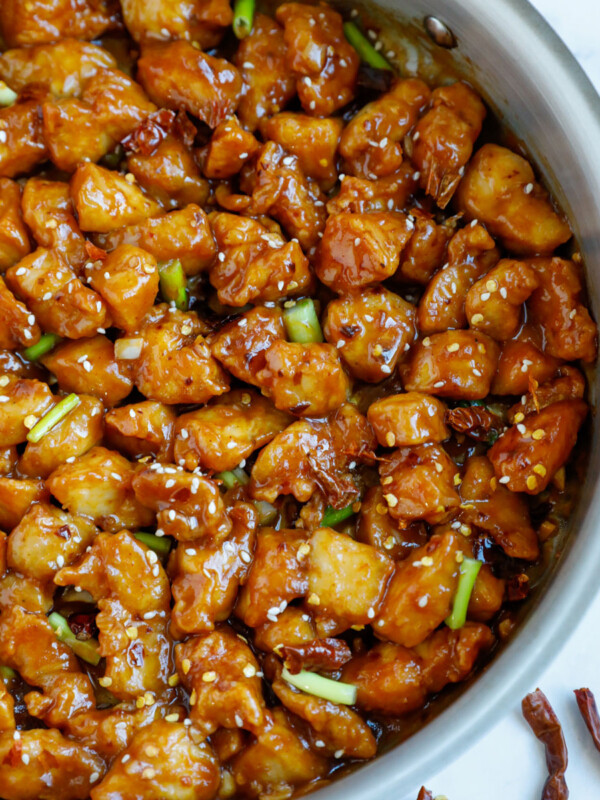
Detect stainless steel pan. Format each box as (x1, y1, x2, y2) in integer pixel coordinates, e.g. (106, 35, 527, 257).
(314, 0, 600, 796)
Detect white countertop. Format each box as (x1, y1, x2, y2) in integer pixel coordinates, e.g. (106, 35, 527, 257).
(404, 1, 600, 797)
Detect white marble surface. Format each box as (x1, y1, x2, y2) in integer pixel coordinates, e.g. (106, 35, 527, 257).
(402, 1, 600, 798)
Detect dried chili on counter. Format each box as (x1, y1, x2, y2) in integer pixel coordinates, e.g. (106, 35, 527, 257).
(522, 689, 569, 800)
(574, 687, 600, 753)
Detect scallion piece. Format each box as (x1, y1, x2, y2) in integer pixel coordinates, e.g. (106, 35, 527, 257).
(254, 499, 278, 526)
(445, 557, 482, 630)
(27, 393, 80, 443)
(0, 81, 17, 107)
(232, 0, 255, 38)
(23, 333, 60, 361)
(48, 612, 101, 666)
(321, 503, 356, 528)
(281, 666, 357, 706)
(283, 298, 323, 344)
(134, 532, 172, 558)
(216, 467, 250, 489)
(0, 666, 16, 681)
(343, 22, 393, 71)
(158, 259, 188, 311)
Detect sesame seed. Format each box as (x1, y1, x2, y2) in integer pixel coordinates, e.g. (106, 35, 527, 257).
(165, 712, 179, 722)
(202, 671, 217, 682)
(125, 626, 138, 639)
(434, 462, 443, 473)
(42, 291, 52, 301)
(499, 475, 510, 484)
(532, 428, 545, 440)
(243, 663, 256, 678)
(385, 431, 396, 447)
(526, 475, 538, 491)
(208, 501, 217, 514)
(433, 381, 445, 388)
(480, 292, 490, 302)
(99, 676, 113, 687)
(421, 556, 434, 566)
(142, 768, 156, 780)
(418, 596, 428, 607)
(384, 493, 398, 508)
(307, 593, 321, 606)
(168, 673, 180, 686)
(471, 313, 484, 324)
(381, 364, 392, 374)
(524, 182, 533, 194)
(533, 464, 547, 477)
(459, 524, 471, 536)
(367, 607, 375, 619)
(334, 749, 344, 758)
(447, 342, 460, 353)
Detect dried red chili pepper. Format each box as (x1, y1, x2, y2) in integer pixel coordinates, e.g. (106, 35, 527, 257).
(416, 788, 433, 800)
(522, 688, 569, 800)
(445, 405, 500, 442)
(84, 241, 108, 262)
(121, 108, 176, 155)
(574, 688, 600, 752)
(282, 638, 352, 675)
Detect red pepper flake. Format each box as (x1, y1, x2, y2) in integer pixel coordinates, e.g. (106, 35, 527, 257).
(522, 688, 568, 800)
(574, 687, 600, 752)
(84, 241, 108, 262)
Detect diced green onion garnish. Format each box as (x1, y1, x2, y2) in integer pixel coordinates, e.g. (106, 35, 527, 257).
(134, 532, 172, 558)
(48, 612, 101, 666)
(216, 467, 250, 489)
(254, 500, 278, 526)
(283, 298, 323, 344)
(60, 587, 95, 604)
(158, 259, 188, 311)
(0, 81, 17, 107)
(281, 666, 357, 705)
(343, 22, 393, 71)
(23, 333, 60, 361)
(445, 557, 482, 630)
(232, 0, 255, 38)
(27, 393, 80, 443)
(0, 666, 16, 681)
(101, 144, 124, 169)
(321, 503, 356, 528)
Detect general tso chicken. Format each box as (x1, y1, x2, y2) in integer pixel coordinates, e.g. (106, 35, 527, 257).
(0, 1, 596, 799)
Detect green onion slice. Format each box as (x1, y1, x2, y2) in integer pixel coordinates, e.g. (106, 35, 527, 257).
(0, 81, 17, 107)
(254, 500, 277, 526)
(23, 333, 61, 362)
(0, 666, 16, 682)
(158, 259, 188, 311)
(216, 467, 250, 489)
(232, 0, 255, 38)
(343, 22, 393, 71)
(283, 298, 323, 344)
(281, 666, 357, 705)
(27, 393, 80, 443)
(321, 503, 356, 528)
(445, 557, 482, 630)
(133, 532, 172, 558)
(48, 612, 101, 666)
